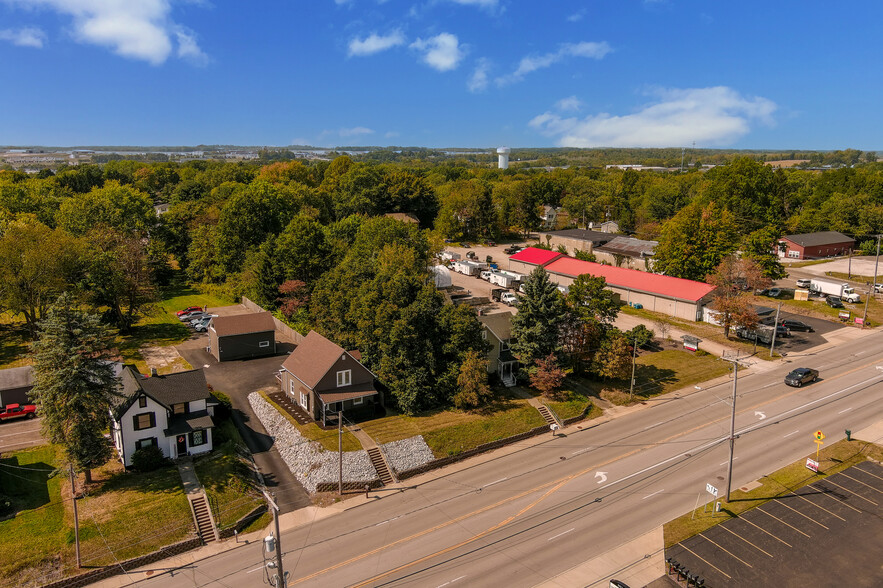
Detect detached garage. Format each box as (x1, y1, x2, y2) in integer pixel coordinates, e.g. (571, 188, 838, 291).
(208, 312, 277, 362)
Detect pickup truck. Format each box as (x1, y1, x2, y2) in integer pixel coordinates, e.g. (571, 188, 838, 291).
(0, 403, 37, 421)
(503, 245, 523, 255)
(500, 292, 519, 306)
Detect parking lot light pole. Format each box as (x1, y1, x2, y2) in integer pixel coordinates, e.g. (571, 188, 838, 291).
(861, 235, 881, 329)
(769, 302, 782, 358)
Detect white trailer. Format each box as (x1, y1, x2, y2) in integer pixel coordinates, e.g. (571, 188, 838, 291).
(440, 251, 461, 262)
(809, 278, 860, 302)
(452, 260, 486, 276)
(489, 271, 518, 288)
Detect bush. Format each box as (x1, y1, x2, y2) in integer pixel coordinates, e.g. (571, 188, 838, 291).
(626, 324, 655, 349)
(130, 446, 170, 472)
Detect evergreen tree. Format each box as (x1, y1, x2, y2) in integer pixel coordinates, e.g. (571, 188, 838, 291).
(453, 350, 492, 410)
(510, 267, 566, 370)
(29, 294, 119, 483)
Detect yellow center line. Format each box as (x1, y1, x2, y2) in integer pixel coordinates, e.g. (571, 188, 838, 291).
(698, 532, 754, 568)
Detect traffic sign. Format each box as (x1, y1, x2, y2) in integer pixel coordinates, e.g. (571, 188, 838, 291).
(814, 430, 825, 441)
(706, 483, 719, 498)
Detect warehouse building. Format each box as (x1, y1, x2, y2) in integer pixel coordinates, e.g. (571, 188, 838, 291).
(593, 236, 657, 271)
(777, 231, 854, 260)
(535, 229, 616, 255)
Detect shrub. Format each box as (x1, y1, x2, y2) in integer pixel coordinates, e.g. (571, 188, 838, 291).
(130, 446, 170, 472)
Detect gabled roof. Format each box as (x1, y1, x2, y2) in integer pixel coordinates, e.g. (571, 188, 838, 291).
(211, 312, 276, 337)
(281, 330, 361, 390)
(544, 257, 716, 303)
(478, 313, 512, 342)
(595, 236, 657, 258)
(0, 366, 33, 391)
(112, 365, 210, 420)
(537, 229, 616, 246)
(781, 231, 854, 247)
(509, 247, 563, 267)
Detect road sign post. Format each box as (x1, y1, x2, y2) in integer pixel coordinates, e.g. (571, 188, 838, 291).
(814, 430, 825, 461)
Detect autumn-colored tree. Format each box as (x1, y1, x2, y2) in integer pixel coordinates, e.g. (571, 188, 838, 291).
(278, 280, 309, 319)
(591, 330, 632, 380)
(706, 255, 770, 338)
(453, 350, 493, 410)
(530, 354, 566, 399)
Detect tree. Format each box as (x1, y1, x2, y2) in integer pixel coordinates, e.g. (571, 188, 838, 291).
(29, 294, 119, 483)
(453, 350, 493, 410)
(566, 274, 619, 325)
(591, 330, 632, 380)
(530, 354, 566, 399)
(56, 181, 156, 236)
(275, 214, 332, 285)
(742, 226, 787, 280)
(626, 324, 655, 349)
(653, 201, 739, 281)
(510, 267, 566, 369)
(706, 255, 770, 338)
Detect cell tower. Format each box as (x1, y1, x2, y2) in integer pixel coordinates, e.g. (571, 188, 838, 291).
(497, 146, 510, 169)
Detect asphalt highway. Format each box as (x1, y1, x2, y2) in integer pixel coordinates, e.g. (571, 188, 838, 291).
(137, 332, 883, 588)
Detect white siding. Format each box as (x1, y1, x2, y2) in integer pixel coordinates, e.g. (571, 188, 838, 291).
(112, 395, 170, 467)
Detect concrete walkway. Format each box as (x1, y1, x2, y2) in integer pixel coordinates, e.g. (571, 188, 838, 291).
(346, 424, 379, 450)
(176, 457, 202, 495)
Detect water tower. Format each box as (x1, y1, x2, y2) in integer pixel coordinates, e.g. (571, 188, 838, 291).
(497, 146, 510, 170)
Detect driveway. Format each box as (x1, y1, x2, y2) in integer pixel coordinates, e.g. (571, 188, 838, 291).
(0, 416, 44, 453)
(176, 337, 311, 513)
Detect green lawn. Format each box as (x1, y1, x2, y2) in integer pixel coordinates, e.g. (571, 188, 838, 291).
(0, 317, 30, 369)
(823, 270, 882, 284)
(260, 392, 362, 452)
(360, 395, 547, 457)
(194, 441, 267, 532)
(543, 388, 602, 421)
(664, 438, 883, 548)
(635, 349, 731, 395)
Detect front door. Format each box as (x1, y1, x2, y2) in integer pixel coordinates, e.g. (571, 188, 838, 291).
(176, 435, 187, 457)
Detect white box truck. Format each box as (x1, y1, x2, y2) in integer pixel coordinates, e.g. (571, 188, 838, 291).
(809, 277, 860, 302)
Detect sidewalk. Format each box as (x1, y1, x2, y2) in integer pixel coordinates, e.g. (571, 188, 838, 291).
(176, 457, 201, 495)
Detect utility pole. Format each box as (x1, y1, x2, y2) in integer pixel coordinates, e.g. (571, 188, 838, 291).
(628, 335, 638, 402)
(70, 464, 81, 568)
(338, 410, 343, 496)
(848, 248, 853, 279)
(720, 354, 750, 502)
(861, 235, 881, 329)
(262, 491, 285, 587)
(769, 302, 782, 358)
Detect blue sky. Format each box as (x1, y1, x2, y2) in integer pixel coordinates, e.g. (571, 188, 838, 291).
(1, 1, 880, 150)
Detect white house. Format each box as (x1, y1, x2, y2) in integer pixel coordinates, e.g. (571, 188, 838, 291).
(110, 366, 216, 467)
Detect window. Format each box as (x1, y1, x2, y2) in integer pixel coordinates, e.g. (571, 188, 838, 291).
(289, 380, 295, 396)
(135, 437, 156, 451)
(501, 340, 509, 351)
(259, 340, 270, 348)
(300, 390, 309, 410)
(788, 250, 800, 259)
(482, 330, 487, 340)
(353, 396, 364, 406)
(336, 370, 352, 387)
(190, 429, 207, 447)
(173, 403, 187, 415)
(138, 396, 147, 408)
(133, 412, 155, 431)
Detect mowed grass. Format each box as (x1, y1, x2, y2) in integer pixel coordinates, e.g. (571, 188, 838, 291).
(0, 316, 30, 369)
(543, 387, 603, 421)
(664, 438, 883, 548)
(259, 392, 361, 452)
(360, 395, 546, 457)
(0, 445, 69, 585)
(194, 440, 267, 531)
(635, 349, 731, 395)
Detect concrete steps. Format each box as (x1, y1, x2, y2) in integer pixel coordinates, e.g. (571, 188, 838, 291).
(537, 404, 560, 428)
(367, 447, 395, 486)
(189, 493, 218, 544)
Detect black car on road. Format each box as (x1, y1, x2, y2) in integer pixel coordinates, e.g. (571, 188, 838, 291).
(785, 367, 819, 387)
(826, 295, 844, 308)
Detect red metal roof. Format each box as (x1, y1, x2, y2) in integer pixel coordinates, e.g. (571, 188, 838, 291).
(508, 247, 563, 266)
(545, 257, 716, 302)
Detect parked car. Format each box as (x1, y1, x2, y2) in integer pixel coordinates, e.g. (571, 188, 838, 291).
(480, 270, 492, 281)
(178, 310, 204, 321)
(795, 278, 811, 289)
(826, 295, 844, 308)
(191, 315, 212, 327)
(503, 245, 522, 255)
(0, 403, 37, 421)
(466, 250, 477, 260)
(184, 312, 209, 324)
(194, 319, 212, 332)
(784, 367, 819, 387)
(176, 306, 202, 316)
(461, 242, 472, 248)
(875, 283, 883, 293)
(500, 292, 519, 306)
(767, 288, 782, 298)
(774, 325, 791, 338)
(780, 319, 814, 332)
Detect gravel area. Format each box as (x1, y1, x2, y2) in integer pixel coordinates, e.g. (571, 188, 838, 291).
(248, 392, 377, 493)
(381, 436, 435, 474)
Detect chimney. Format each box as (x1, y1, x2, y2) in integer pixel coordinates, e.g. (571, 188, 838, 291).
(150, 368, 158, 377)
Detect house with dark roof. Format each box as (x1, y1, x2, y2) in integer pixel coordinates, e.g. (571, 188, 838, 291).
(594, 236, 657, 271)
(536, 229, 616, 256)
(778, 231, 855, 260)
(109, 366, 216, 467)
(0, 366, 34, 406)
(207, 311, 276, 362)
(478, 313, 517, 387)
(278, 331, 381, 427)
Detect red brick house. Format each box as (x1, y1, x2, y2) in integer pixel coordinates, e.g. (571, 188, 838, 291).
(778, 231, 855, 260)
(278, 331, 381, 426)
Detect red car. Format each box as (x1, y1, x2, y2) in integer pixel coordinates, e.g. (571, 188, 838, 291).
(0, 404, 37, 421)
(176, 306, 203, 316)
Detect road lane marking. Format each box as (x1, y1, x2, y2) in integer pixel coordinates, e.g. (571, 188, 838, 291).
(756, 507, 811, 538)
(436, 576, 466, 587)
(720, 457, 738, 466)
(719, 525, 773, 557)
(642, 489, 664, 500)
(698, 532, 753, 568)
(547, 528, 575, 541)
(837, 407, 852, 414)
(483, 478, 507, 487)
(783, 430, 800, 438)
(246, 565, 264, 574)
(679, 544, 732, 580)
(571, 448, 591, 456)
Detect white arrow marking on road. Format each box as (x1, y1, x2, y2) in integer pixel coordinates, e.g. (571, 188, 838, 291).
(755, 411, 766, 420)
(595, 471, 608, 484)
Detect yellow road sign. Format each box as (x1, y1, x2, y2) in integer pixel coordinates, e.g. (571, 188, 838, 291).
(814, 430, 825, 441)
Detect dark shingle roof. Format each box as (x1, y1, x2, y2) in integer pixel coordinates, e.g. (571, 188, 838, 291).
(211, 312, 276, 337)
(112, 365, 209, 419)
(163, 410, 215, 437)
(538, 229, 616, 246)
(479, 313, 512, 342)
(281, 330, 349, 389)
(781, 231, 854, 247)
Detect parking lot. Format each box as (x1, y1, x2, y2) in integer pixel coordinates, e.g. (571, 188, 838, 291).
(761, 310, 842, 354)
(666, 461, 883, 587)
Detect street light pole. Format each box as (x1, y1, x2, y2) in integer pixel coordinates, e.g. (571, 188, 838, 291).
(70, 464, 81, 568)
(861, 235, 881, 329)
(721, 353, 749, 502)
(628, 335, 638, 402)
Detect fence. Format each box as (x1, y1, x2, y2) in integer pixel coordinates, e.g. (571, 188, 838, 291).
(241, 296, 304, 344)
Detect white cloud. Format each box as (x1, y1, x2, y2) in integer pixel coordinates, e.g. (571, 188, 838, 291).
(447, 0, 498, 8)
(338, 126, 375, 137)
(0, 26, 46, 48)
(2, 0, 206, 65)
(529, 86, 777, 148)
(410, 32, 464, 71)
(347, 30, 405, 57)
(467, 58, 491, 93)
(384, 131, 399, 139)
(567, 10, 586, 22)
(555, 96, 582, 112)
(497, 41, 611, 85)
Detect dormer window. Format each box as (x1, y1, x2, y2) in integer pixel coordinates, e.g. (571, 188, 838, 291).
(138, 396, 147, 408)
(336, 370, 352, 387)
(173, 403, 187, 415)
